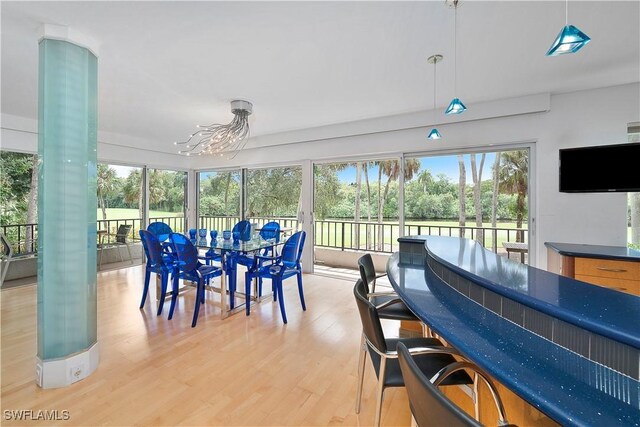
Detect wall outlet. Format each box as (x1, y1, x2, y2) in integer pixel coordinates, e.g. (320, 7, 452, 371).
(69, 363, 86, 384)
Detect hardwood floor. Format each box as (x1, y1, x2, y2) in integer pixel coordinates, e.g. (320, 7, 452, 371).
(1, 265, 411, 426)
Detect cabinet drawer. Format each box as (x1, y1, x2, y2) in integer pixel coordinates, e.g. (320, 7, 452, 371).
(574, 274, 640, 296)
(574, 258, 640, 281)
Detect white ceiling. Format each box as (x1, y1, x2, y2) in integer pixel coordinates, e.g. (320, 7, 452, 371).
(2, 1, 639, 155)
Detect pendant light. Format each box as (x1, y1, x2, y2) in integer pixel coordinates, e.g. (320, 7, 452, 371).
(427, 54, 443, 140)
(445, 0, 466, 115)
(546, 0, 591, 56)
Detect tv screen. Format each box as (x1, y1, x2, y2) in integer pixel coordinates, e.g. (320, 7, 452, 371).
(559, 143, 640, 193)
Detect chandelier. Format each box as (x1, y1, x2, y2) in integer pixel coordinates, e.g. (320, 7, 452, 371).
(175, 99, 252, 157)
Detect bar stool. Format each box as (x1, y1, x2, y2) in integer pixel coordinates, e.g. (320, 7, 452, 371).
(353, 280, 472, 427)
(398, 342, 515, 427)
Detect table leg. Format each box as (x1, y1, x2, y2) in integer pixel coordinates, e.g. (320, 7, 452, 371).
(220, 252, 228, 319)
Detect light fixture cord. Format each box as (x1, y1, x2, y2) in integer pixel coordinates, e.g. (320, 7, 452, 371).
(454, 4, 458, 96)
(433, 60, 437, 110)
(565, 0, 569, 26)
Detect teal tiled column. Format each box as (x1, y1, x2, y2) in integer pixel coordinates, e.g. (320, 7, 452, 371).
(36, 35, 98, 388)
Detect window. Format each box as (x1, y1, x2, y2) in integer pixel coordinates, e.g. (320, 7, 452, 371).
(404, 149, 529, 261)
(198, 170, 241, 231)
(245, 166, 301, 230)
(148, 168, 187, 233)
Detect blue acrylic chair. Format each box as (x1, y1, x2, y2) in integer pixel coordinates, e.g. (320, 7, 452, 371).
(147, 221, 173, 242)
(236, 221, 281, 284)
(168, 232, 223, 327)
(139, 230, 176, 316)
(244, 231, 306, 323)
(232, 220, 251, 241)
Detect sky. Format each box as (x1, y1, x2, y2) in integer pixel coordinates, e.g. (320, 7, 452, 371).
(113, 152, 500, 184)
(335, 152, 498, 184)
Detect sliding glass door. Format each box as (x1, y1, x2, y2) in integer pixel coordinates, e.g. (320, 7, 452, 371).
(198, 170, 241, 231)
(404, 148, 530, 263)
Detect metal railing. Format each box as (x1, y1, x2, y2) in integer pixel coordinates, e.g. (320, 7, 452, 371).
(0, 223, 38, 255)
(315, 220, 528, 254)
(198, 216, 299, 232)
(148, 216, 186, 234)
(2, 216, 526, 258)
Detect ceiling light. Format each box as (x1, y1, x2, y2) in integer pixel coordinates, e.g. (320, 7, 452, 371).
(427, 54, 443, 140)
(175, 100, 252, 158)
(546, 0, 590, 56)
(445, 0, 466, 115)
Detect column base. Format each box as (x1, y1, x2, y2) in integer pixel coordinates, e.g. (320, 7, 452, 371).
(36, 342, 99, 388)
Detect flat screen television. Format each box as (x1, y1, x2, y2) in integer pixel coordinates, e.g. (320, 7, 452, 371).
(559, 142, 640, 193)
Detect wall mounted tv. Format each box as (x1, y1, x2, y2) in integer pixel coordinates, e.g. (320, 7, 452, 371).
(559, 142, 640, 193)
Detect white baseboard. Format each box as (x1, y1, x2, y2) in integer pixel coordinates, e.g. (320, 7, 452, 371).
(36, 342, 99, 388)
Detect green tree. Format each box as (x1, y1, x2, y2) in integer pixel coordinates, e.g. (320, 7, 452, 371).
(97, 164, 117, 220)
(499, 150, 528, 242)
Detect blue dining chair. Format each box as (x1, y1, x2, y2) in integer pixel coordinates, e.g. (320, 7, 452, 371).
(232, 220, 251, 241)
(168, 232, 223, 327)
(235, 221, 281, 282)
(147, 221, 172, 242)
(244, 231, 306, 323)
(139, 230, 176, 316)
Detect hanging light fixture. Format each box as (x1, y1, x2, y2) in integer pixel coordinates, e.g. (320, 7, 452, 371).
(427, 54, 443, 140)
(546, 0, 590, 56)
(175, 99, 252, 157)
(445, 0, 466, 115)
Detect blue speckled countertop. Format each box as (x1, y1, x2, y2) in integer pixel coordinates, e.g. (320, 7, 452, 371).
(388, 236, 640, 426)
(545, 241, 640, 262)
(410, 236, 640, 349)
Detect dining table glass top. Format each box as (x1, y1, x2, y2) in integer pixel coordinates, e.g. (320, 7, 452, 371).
(192, 236, 282, 253)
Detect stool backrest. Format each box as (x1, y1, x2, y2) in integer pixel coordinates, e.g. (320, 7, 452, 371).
(353, 279, 387, 354)
(398, 342, 481, 427)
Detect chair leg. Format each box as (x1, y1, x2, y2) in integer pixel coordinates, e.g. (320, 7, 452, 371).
(140, 268, 151, 308)
(157, 272, 168, 315)
(245, 271, 252, 316)
(192, 279, 203, 327)
(373, 358, 387, 427)
(297, 272, 306, 311)
(168, 273, 180, 320)
(276, 278, 287, 324)
(126, 243, 133, 264)
(118, 245, 124, 263)
(355, 334, 367, 414)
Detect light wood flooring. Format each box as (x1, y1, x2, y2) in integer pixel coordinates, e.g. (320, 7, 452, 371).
(1, 265, 411, 426)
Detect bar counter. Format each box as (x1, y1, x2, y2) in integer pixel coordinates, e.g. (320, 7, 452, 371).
(388, 236, 640, 426)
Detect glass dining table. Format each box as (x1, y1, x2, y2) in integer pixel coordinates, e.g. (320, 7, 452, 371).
(192, 235, 283, 319)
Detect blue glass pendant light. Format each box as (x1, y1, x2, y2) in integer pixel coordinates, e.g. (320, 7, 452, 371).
(427, 128, 442, 140)
(427, 54, 443, 140)
(546, 0, 591, 56)
(445, 0, 466, 115)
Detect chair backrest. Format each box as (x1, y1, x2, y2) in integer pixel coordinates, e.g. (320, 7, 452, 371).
(353, 279, 387, 354)
(358, 253, 377, 293)
(139, 230, 166, 267)
(280, 231, 304, 268)
(259, 221, 281, 242)
(147, 221, 173, 242)
(295, 230, 306, 265)
(169, 233, 199, 272)
(116, 224, 133, 243)
(232, 220, 251, 241)
(0, 233, 12, 258)
(398, 342, 481, 427)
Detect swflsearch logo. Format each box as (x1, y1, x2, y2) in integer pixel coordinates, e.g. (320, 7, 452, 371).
(3, 410, 70, 421)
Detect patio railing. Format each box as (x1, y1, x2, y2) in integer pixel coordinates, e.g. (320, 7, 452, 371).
(2, 216, 526, 257)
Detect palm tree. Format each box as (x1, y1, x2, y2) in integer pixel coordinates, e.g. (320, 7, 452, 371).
(97, 164, 117, 220)
(376, 159, 420, 250)
(25, 155, 38, 248)
(491, 152, 501, 251)
(499, 151, 528, 243)
(457, 155, 466, 238)
(470, 153, 486, 243)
